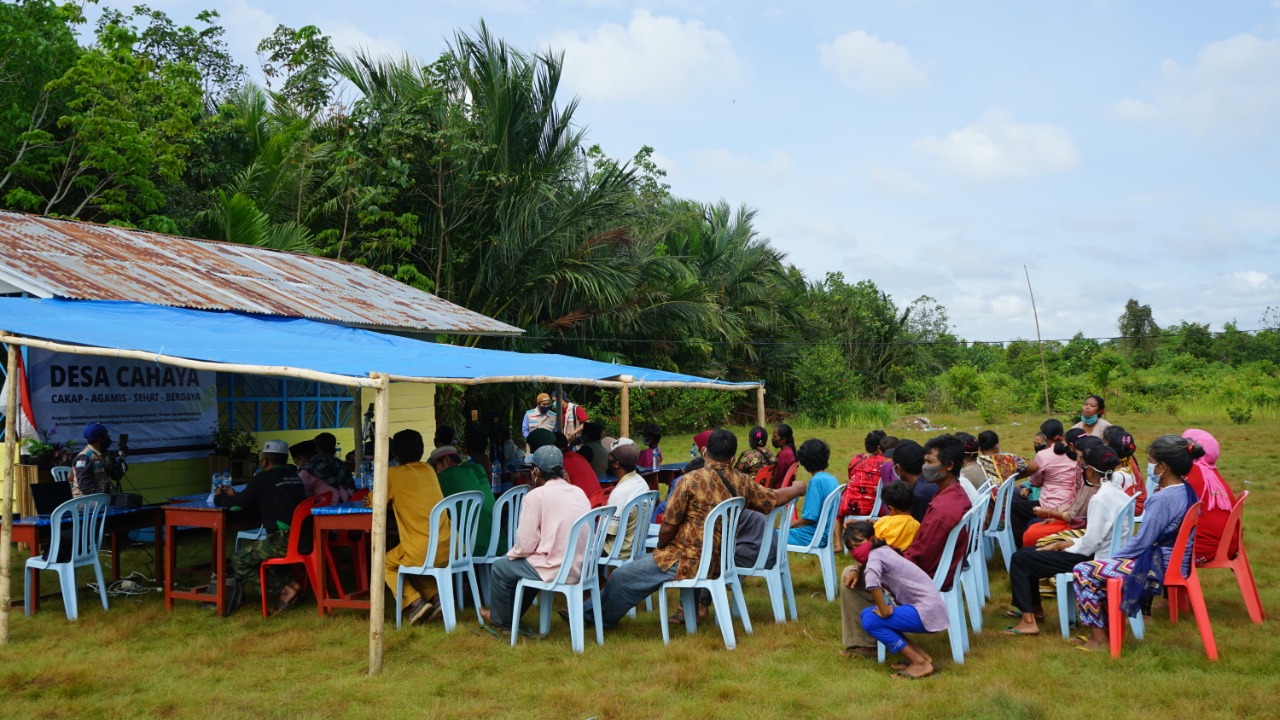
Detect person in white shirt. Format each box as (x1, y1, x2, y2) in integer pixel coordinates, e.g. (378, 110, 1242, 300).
(1001, 444, 1131, 636)
(601, 438, 647, 556)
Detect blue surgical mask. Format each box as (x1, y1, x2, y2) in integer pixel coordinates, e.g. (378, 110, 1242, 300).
(1146, 462, 1158, 488)
(1081, 413, 1098, 426)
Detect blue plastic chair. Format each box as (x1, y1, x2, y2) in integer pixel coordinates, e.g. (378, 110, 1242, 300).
(786, 483, 846, 601)
(598, 490, 659, 617)
(961, 489, 992, 632)
(983, 476, 1018, 573)
(1055, 492, 1140, 639)
(877, 502, 973, 665)
(50, 466, 72, 483)
(25, 494, 111, 620)
(511, 506, 614, 653)
(476, 484, 530, 605)
(395, 491, 484, 633)
(735, 499, 798, 622)
(659, 496, 751, 649)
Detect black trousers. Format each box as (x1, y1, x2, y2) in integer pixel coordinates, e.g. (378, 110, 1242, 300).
(1009, 494, 1040, 548)
(1008, 547, 1089, 614)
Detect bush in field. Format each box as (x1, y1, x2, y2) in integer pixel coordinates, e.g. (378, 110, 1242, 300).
(791, 345, 858, 423)
(583, 387, 737, 434)
(1227, 406, 1253, 425)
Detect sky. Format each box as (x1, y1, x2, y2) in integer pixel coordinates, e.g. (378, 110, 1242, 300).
(86, 1, 1280, 343)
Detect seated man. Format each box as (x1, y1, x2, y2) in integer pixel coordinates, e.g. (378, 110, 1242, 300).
(595, 429, 799, 628)
(481, 446, 590, 632)
(374, 429, 451, 625)
(602, 439, 647, 556)
(304, 432, 355, 498)
(536, 430, 603, 508)
(872, 480, 920, 551)
(579, 422, 609, 475)
(838, 434, 970, 657)
(291, 439, 351, 501)
(214, 439, 307, 615)
(787, 438, 840, 546)
(428, 445, 497, 555)
(72, 422, 125, 498)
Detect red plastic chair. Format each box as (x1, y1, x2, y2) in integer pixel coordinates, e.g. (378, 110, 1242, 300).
(1107, 501, 1218, 660)
(1198, 491, 1264, 623)
(258, 493, 331, 618)
(777, 464, 800, 523)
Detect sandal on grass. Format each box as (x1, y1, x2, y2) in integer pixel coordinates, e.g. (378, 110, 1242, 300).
(839, 646, 878, 659)
(1001, 627, 1040, 636)
(892, 668, 938, 680)
(1000, 606, 1044, 621)
(270, 584, 303, 616)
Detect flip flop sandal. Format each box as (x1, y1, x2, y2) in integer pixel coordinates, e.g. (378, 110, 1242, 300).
(892, 668, 938, 680)
(1066, 635, 1090, 646)
(1001, 627, 1040, 636)
(270, 586, 304, 616)
(1000, 607, 1044, 621)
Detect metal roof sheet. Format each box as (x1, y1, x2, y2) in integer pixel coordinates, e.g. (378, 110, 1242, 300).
(0, 211, 523, 336)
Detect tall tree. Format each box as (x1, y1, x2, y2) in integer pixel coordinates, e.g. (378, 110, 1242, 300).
(1117, 298, 1160, 368)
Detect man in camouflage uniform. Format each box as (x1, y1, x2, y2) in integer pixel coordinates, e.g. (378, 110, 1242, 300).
(72, 423, 125, 498)
(214, 439, 306, 615)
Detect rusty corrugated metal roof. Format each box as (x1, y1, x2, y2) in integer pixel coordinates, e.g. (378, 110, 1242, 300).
(0, 211, 523, 335)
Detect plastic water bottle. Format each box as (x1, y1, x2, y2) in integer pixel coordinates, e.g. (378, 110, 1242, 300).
(690, 442, 698, 461)
(221, 471, 233, 490)
(654, 446, 663, 468)
(490, 459, 502, 494)
(336, 442, 343, 459)
(211, 472, 220, 494)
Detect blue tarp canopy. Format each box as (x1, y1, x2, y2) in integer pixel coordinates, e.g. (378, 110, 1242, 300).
(0, 298, 757, 389)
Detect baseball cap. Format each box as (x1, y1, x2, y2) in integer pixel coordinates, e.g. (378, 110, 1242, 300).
(892, 440, 925, 475)
(530, 445, 564, 473)
(527, 428, 556, 451)
(262, 439, 289, 454)
(610, 440, 640, 468)
(83, 422, 109, 441)
(428, 445, 461, 464)
(536, 392, 551, 404)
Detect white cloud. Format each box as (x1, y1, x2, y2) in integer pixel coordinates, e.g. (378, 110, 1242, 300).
(912, 110, 1080, 182)
(819, 30, 927, 94)
(1060, 212, 1134, 233)
(325, 19, 404, 60)
(869, 166, 931, 195)
(692, 148, 794, 182)
(1113, 32, 1280, 143)
(1224, 270, 1274, 290)
(547, 10, 741, 104)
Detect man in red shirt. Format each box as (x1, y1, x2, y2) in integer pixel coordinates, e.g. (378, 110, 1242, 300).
(527, 429, 604, 508)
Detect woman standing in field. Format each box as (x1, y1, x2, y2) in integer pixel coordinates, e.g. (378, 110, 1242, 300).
(1072, 394, 1112, 438)
(1069, 434, 1199, 651)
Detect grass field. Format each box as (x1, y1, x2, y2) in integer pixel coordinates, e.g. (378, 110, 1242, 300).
(3, 413, 1276, 719)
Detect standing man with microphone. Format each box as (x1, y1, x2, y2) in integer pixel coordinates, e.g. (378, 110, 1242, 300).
(72, 422, 126, 497)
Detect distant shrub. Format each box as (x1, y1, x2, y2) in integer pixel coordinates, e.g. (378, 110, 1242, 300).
(1227, 406, 1253, 425)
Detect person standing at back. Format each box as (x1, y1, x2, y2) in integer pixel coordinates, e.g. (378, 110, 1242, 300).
(1071, 394, 1112, 438)
(554, 389, 588, 446)
(72, 423, 125, 498)
(770, 423, 797, 489)
(521, 393, 557, 442)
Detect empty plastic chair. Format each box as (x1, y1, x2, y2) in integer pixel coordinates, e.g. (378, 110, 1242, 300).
(511, 506, 614, 653)
(395, 491, 485, 632)
(659, 496, 751, 649)
(258, 493, 331, 617)
(50, 466, 72, 483)
(1198, 491, 1264, 623)
(735, 499, 798, 622)
(24, 494, 111, 620)
(786, 483, 846, 601)
(476, 485, 530, 605)
(983, 476, 1018, 573)
(1054, 493, 1138, 638)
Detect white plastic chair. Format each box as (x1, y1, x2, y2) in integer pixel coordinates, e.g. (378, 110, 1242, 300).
(659, 496, 751, 649)
(476, 485, 530, 605)
(511, 506, 614, 653)
(598, 490, 659, 617)
(786, 483, 846, 601)
(235, 527, 268, 552)
(24, 494, 110, 620)
(844, 482, 883, 524)
(1055, 493, 1140, 639)
(961, 489, 992, 632)
(983, 476, 1018, 572)
(396, 491, 485, 632)
(878, 503, 974, 665)
(735, 499, 798, 622)
(1132, 475, 1158, 529)
(50, 466, 72, 483)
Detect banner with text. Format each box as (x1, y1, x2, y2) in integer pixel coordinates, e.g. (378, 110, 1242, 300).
(27, 349, 217, 463)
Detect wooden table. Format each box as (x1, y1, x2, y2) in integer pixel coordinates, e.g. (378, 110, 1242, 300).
(12, 505, 164, 612)
(312, 503, 373, 616)
(163, 501, 230, 615)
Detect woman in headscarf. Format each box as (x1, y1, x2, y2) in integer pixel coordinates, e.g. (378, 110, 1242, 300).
(1181, 428, 1238, 565)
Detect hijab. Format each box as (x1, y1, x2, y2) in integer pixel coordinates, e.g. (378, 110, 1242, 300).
(1182, 428, 1232, 513)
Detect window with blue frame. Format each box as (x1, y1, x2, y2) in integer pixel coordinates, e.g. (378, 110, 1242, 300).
(217, 373, 354, 432)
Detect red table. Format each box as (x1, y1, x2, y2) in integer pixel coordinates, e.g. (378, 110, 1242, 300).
(163, 501, 230, 615)
(312, 505, 373, 616)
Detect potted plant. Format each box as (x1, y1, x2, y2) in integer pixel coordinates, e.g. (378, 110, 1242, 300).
(23, 428, 78, 481)
(211, 425, 258, 457)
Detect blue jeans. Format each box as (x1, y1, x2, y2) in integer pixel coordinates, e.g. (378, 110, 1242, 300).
(860, 605, 928, 654)
(599, 555, 676, 627)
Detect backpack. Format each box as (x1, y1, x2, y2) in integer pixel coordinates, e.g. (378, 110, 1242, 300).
(839, 454, 882, 519)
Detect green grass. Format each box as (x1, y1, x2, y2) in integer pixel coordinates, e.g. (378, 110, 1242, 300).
(3, 413, 1277, 719)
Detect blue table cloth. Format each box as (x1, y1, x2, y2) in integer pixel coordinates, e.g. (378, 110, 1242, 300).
(313, 502, 371, 516)
(16, 504, 155, 527)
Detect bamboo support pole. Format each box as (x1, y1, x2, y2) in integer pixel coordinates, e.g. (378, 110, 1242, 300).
(0, 334, 381, 389)
(1, 343, 18, 644)
(367, 373, 391, 675)
(351, 386, 364, 467)
(756, 385, 766, 428)
(384, 374, 761, 392)
(619, 381, 630, 438)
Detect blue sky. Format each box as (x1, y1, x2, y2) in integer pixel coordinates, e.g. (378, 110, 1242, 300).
(90, 1, 1280, 342)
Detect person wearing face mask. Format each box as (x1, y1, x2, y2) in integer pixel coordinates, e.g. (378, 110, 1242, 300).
(1010, 419, 1080, 547)
(1069, 434, 1200, 651)
(480, 445, 591, 635)
(1071, 394, 1112, 438)
(1022, 435, 1104, 546)
(72, 422, 126, 497)
(601, 439, 647, 556)
(520, 392, 557, 441)
(769, 423, 796, 489)
(843, 520, 948, 679)
(1002, 444, 1130, 636)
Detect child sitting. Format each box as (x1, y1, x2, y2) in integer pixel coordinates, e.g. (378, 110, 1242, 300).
(844, 520, 949, 680)
(872, 480, 919, 551)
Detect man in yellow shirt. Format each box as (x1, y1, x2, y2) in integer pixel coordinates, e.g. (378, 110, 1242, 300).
(873, 480, 920, 551)
(377, 429, 452, 625)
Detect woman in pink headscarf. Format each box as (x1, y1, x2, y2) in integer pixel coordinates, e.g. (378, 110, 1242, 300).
(1181, 428, 1238, 564)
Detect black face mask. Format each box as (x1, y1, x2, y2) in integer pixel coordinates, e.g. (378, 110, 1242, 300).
(771, 438, 781, 449)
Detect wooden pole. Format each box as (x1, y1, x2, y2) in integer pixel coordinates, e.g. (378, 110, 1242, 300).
(384, 374, 761, 392)
(756, 385, 766, 428)
(351, 387, 364, 467)
(1, 343, 18, 644)
(619, 381, 630, 438)
(367, 373, 391, 675)
(1024, 266, 1052, 415)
